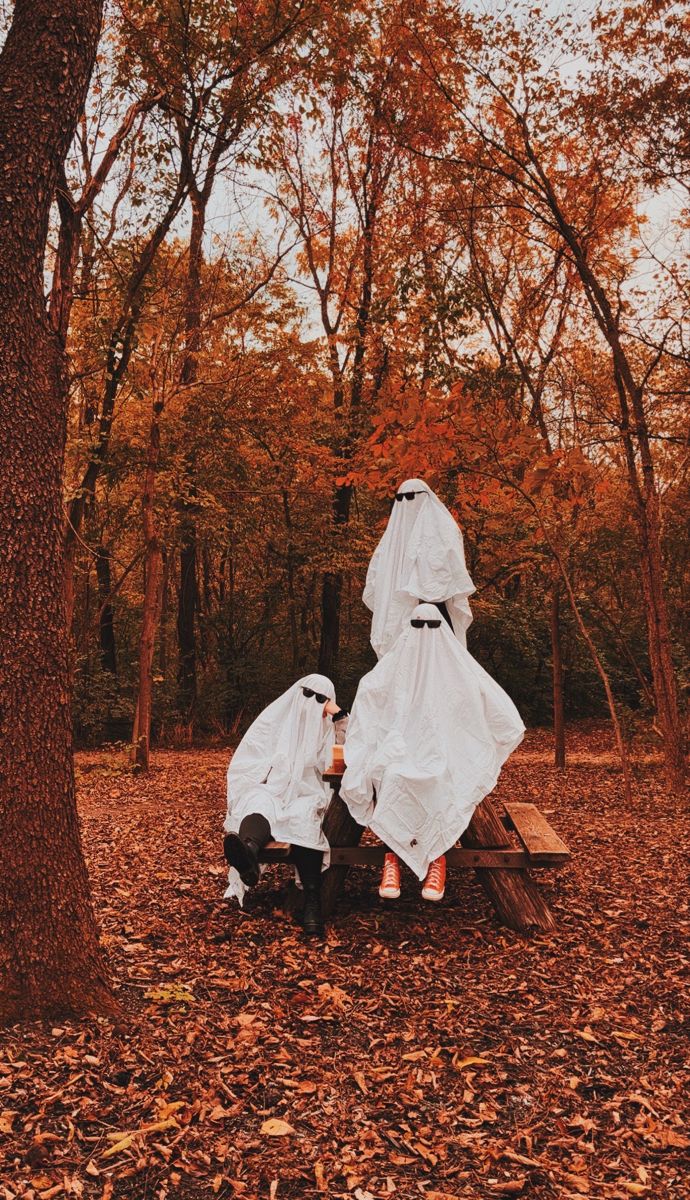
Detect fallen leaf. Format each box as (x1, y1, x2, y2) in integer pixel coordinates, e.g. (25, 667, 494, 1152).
(314, 1161, 327, 1192)
(562, 1175, 590, 1194)
(575, 1028, 599, 1045)
(261, 1119, 295, 1137)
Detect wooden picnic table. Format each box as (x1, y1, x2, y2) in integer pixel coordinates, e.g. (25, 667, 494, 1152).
(260, 771, 570, 931)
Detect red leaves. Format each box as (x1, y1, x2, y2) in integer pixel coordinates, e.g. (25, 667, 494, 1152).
(0, 735, 686, 1197)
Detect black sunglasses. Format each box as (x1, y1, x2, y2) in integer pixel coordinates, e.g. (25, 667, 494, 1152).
(394, 490, 426, 502)
(411, 618, 442, 628)
(302, 686, 328, 704)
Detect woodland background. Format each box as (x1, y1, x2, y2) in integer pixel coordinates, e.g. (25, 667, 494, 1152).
(29, 0, 686, 770)
(0, 2, 689, 1191)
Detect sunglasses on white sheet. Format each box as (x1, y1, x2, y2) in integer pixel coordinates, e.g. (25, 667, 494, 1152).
(394, 490, 426, 502)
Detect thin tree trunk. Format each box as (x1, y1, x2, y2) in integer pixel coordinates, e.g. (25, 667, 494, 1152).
(550, 580, 566, 768)
(95, 543, 117, 674)
(282, 490, 300, 673)
(0, 0, 119, 1023)
(177, 525, 198, 716)
(159, 546, 169, 679)
(131, 400, 164, 770)
(538, 514, 633, 800)
(176, 193, 205, 718)
(319, 569, 343, 681)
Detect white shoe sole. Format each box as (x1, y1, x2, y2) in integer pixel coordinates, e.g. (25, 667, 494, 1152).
(421, 888, 445, 902)
(379, 886, 401, 900)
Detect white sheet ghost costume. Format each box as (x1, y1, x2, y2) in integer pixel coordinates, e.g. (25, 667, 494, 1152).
(364, 478, 476, 659)
(223, 673, 336, 906)
(340, 604, 525, 879)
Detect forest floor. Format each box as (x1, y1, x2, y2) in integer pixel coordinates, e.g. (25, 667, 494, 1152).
(0, 725, 688, 1200)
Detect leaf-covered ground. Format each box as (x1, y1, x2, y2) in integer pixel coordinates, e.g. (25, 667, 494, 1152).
(1, 727, 688, 1200)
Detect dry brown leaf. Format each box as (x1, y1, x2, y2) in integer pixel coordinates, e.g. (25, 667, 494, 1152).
(314, 1161, 327, 1192)
(562, 1174, 590, 1194)
(260, 1119, 295, 1137)
(575, 1028, 599, 1045)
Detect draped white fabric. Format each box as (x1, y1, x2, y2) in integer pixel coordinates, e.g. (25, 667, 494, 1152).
(223, 673, 336, 904)
(363, 479, 476, 659)
(340, 605, 525, 879)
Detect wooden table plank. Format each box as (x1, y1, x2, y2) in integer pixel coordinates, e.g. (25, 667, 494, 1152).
(268, 772, 563, 930)
(460, 796, 557, 931)
(260, 842, 532, 869)
(504, 802, 570, 863)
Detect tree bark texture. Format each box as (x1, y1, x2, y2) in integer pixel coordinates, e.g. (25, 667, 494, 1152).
(0, 0, 118, 1022)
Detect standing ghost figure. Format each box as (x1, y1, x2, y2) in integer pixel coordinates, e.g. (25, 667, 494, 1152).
(341, 604, 525, 901)
(364, 478, 475, 659)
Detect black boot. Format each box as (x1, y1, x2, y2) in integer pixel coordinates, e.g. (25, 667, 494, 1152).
(223, 833, 261, 887)
(302, 884, 324, 937)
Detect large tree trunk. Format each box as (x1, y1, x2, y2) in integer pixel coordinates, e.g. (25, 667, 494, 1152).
(0, 0, 118, 1023)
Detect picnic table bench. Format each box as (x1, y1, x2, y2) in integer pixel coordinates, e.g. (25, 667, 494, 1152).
(260, 772, 570, 932)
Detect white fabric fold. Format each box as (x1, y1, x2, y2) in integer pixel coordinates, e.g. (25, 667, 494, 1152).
(223, 673, 336, 906)
(364, 478, 475, 659)
(340, 605, 525, 879)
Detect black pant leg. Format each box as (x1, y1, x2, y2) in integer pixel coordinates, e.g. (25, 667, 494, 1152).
(419, 598, 454, 631)
(434, 599, 454, 631)
(292, 845, 324, 889)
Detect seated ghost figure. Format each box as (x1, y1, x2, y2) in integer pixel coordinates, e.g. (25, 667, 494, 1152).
(340, 605, 525, 902)
(364, 478, 476, 659)
(223, 673, 347, 936)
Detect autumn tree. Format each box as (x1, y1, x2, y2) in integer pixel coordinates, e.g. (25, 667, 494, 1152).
(405, 4, 687, 781)
(0, 0, 120, 1022)
(267, 14, 424, 679)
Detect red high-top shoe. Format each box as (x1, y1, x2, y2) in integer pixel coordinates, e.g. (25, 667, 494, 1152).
(379, 852, 401, 899)
(421, 855, 446, 902)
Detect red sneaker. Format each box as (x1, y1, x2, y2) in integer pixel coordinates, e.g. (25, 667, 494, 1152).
(422, 855, 446, 902)
(379, 852, 401, 899)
